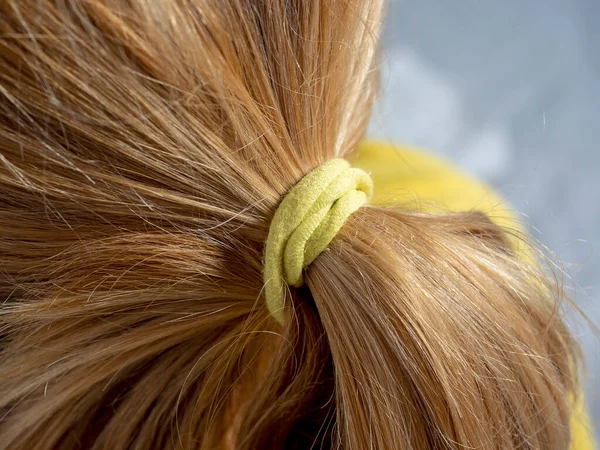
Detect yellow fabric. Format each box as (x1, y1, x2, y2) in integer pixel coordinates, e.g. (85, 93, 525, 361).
(263, 158, 373, 323)
(349, 139, 596, 450)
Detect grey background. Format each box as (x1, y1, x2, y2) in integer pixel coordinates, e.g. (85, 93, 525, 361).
(370, 0, 599, 435)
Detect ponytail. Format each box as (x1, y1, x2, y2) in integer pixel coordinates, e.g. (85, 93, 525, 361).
(0, 0, 580, 448)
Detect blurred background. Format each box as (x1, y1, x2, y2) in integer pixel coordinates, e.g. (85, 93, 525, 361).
(369, 0, 599, 434)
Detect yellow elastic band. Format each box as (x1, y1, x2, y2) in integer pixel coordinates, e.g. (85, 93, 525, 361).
(263, 158, 373, 323)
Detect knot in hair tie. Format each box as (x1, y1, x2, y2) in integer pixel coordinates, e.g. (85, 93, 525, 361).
(263, 158, 373, 323)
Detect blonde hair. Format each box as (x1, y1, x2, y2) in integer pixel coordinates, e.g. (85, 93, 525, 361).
(0, 0, 581, 449)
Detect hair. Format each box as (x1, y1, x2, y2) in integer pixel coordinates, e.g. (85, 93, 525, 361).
(0, 0, 582, 449)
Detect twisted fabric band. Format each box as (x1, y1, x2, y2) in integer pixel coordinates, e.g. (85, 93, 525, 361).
(263, 158, 373, 323)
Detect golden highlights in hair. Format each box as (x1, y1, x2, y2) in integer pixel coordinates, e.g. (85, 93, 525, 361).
(0, 1, 583, 449)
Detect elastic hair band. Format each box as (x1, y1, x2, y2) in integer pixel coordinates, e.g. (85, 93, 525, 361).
(263, 158, 373, 323)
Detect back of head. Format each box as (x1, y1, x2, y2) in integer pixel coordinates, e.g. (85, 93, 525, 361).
(0, 1, 580, 449)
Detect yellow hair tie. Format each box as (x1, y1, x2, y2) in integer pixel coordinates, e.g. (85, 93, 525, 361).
(263, 158, 373, 323)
